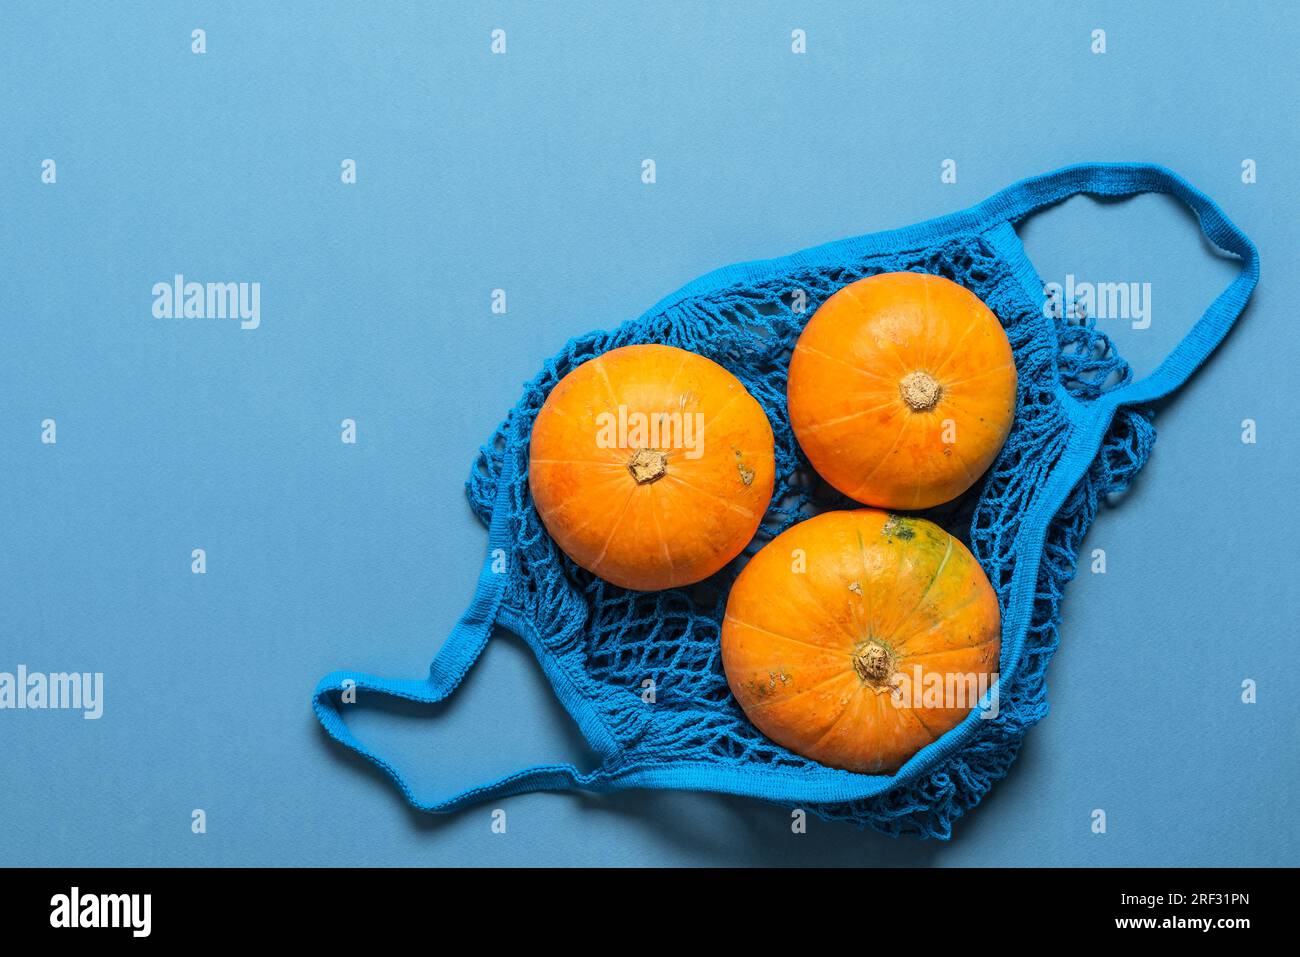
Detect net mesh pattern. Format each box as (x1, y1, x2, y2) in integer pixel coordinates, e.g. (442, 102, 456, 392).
(466, 232, 1155, 838)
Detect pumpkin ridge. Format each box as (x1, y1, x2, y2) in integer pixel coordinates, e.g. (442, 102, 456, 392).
(529, 457, 622, 466)
(660, 473, 759, 521)
(843, 288, 916, 379)
(744, 669, 857, 714)
(723, 613, 852, 655)
(854, 527, 877, 638)
(591, 355, 621, 411)
(535, 467, 634, 531)
(848, 415, 914, 503)
(696, 387, 744, 434)
(659, 348, 694, 401)
(868, 520, 930, 639)
(929, 393, 1013, 442)
(863, 684, 938, 767)
(873, 522, 910, 640)
(538, 402, 573, 420)
(929, 304, 985, 379)
(941, 434, 983, 492)
(749, 565, 861, 648)
(794, 554, 867, 644)
(796, 398, 902, 436)
(586, 483, 639, 574)
(883, 534, 955, 642)
(891, 591, 994, 652)
(532, 485, 596, 528)
(645, 483, 677, 583)
(900, 637, 999, 661)
(845, 585, 871, 643)
(796, 344, 900, 386)
(900, 697, 943, 743)
(807, 684, 868, 755)
(937, 360, 1017, 390)
(918, 270, 947, 372)
(873, 332, 927, 384)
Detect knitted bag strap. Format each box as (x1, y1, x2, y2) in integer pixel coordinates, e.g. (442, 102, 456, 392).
(983, 162, 1260, 409)
(934, 162, 1261, 780)
(311, 455, 614, 810)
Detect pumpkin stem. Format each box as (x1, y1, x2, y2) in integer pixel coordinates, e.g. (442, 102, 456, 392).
(899, 371, 942, 412)
(628, 448, 669, 484)
(854, 641, 895, 687)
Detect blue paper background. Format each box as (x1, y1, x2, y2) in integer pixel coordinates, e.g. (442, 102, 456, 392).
(2, 1, 1295, 866)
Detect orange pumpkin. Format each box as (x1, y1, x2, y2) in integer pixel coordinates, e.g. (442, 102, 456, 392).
(529, 344, 775, 591)
(787, 271, 1017, 510)
(722, 509, 1001, 774)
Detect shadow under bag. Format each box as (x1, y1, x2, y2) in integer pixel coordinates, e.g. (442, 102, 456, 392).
(313, 163, 1259, 838)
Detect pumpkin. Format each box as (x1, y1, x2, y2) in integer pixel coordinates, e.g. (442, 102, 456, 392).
(787, 271, 1017, 510)
(529, 343, 775, 591)
(721, 509, 1000, 774)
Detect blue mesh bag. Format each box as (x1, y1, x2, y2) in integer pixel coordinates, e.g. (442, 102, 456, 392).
(313, 164, 1258, 838)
